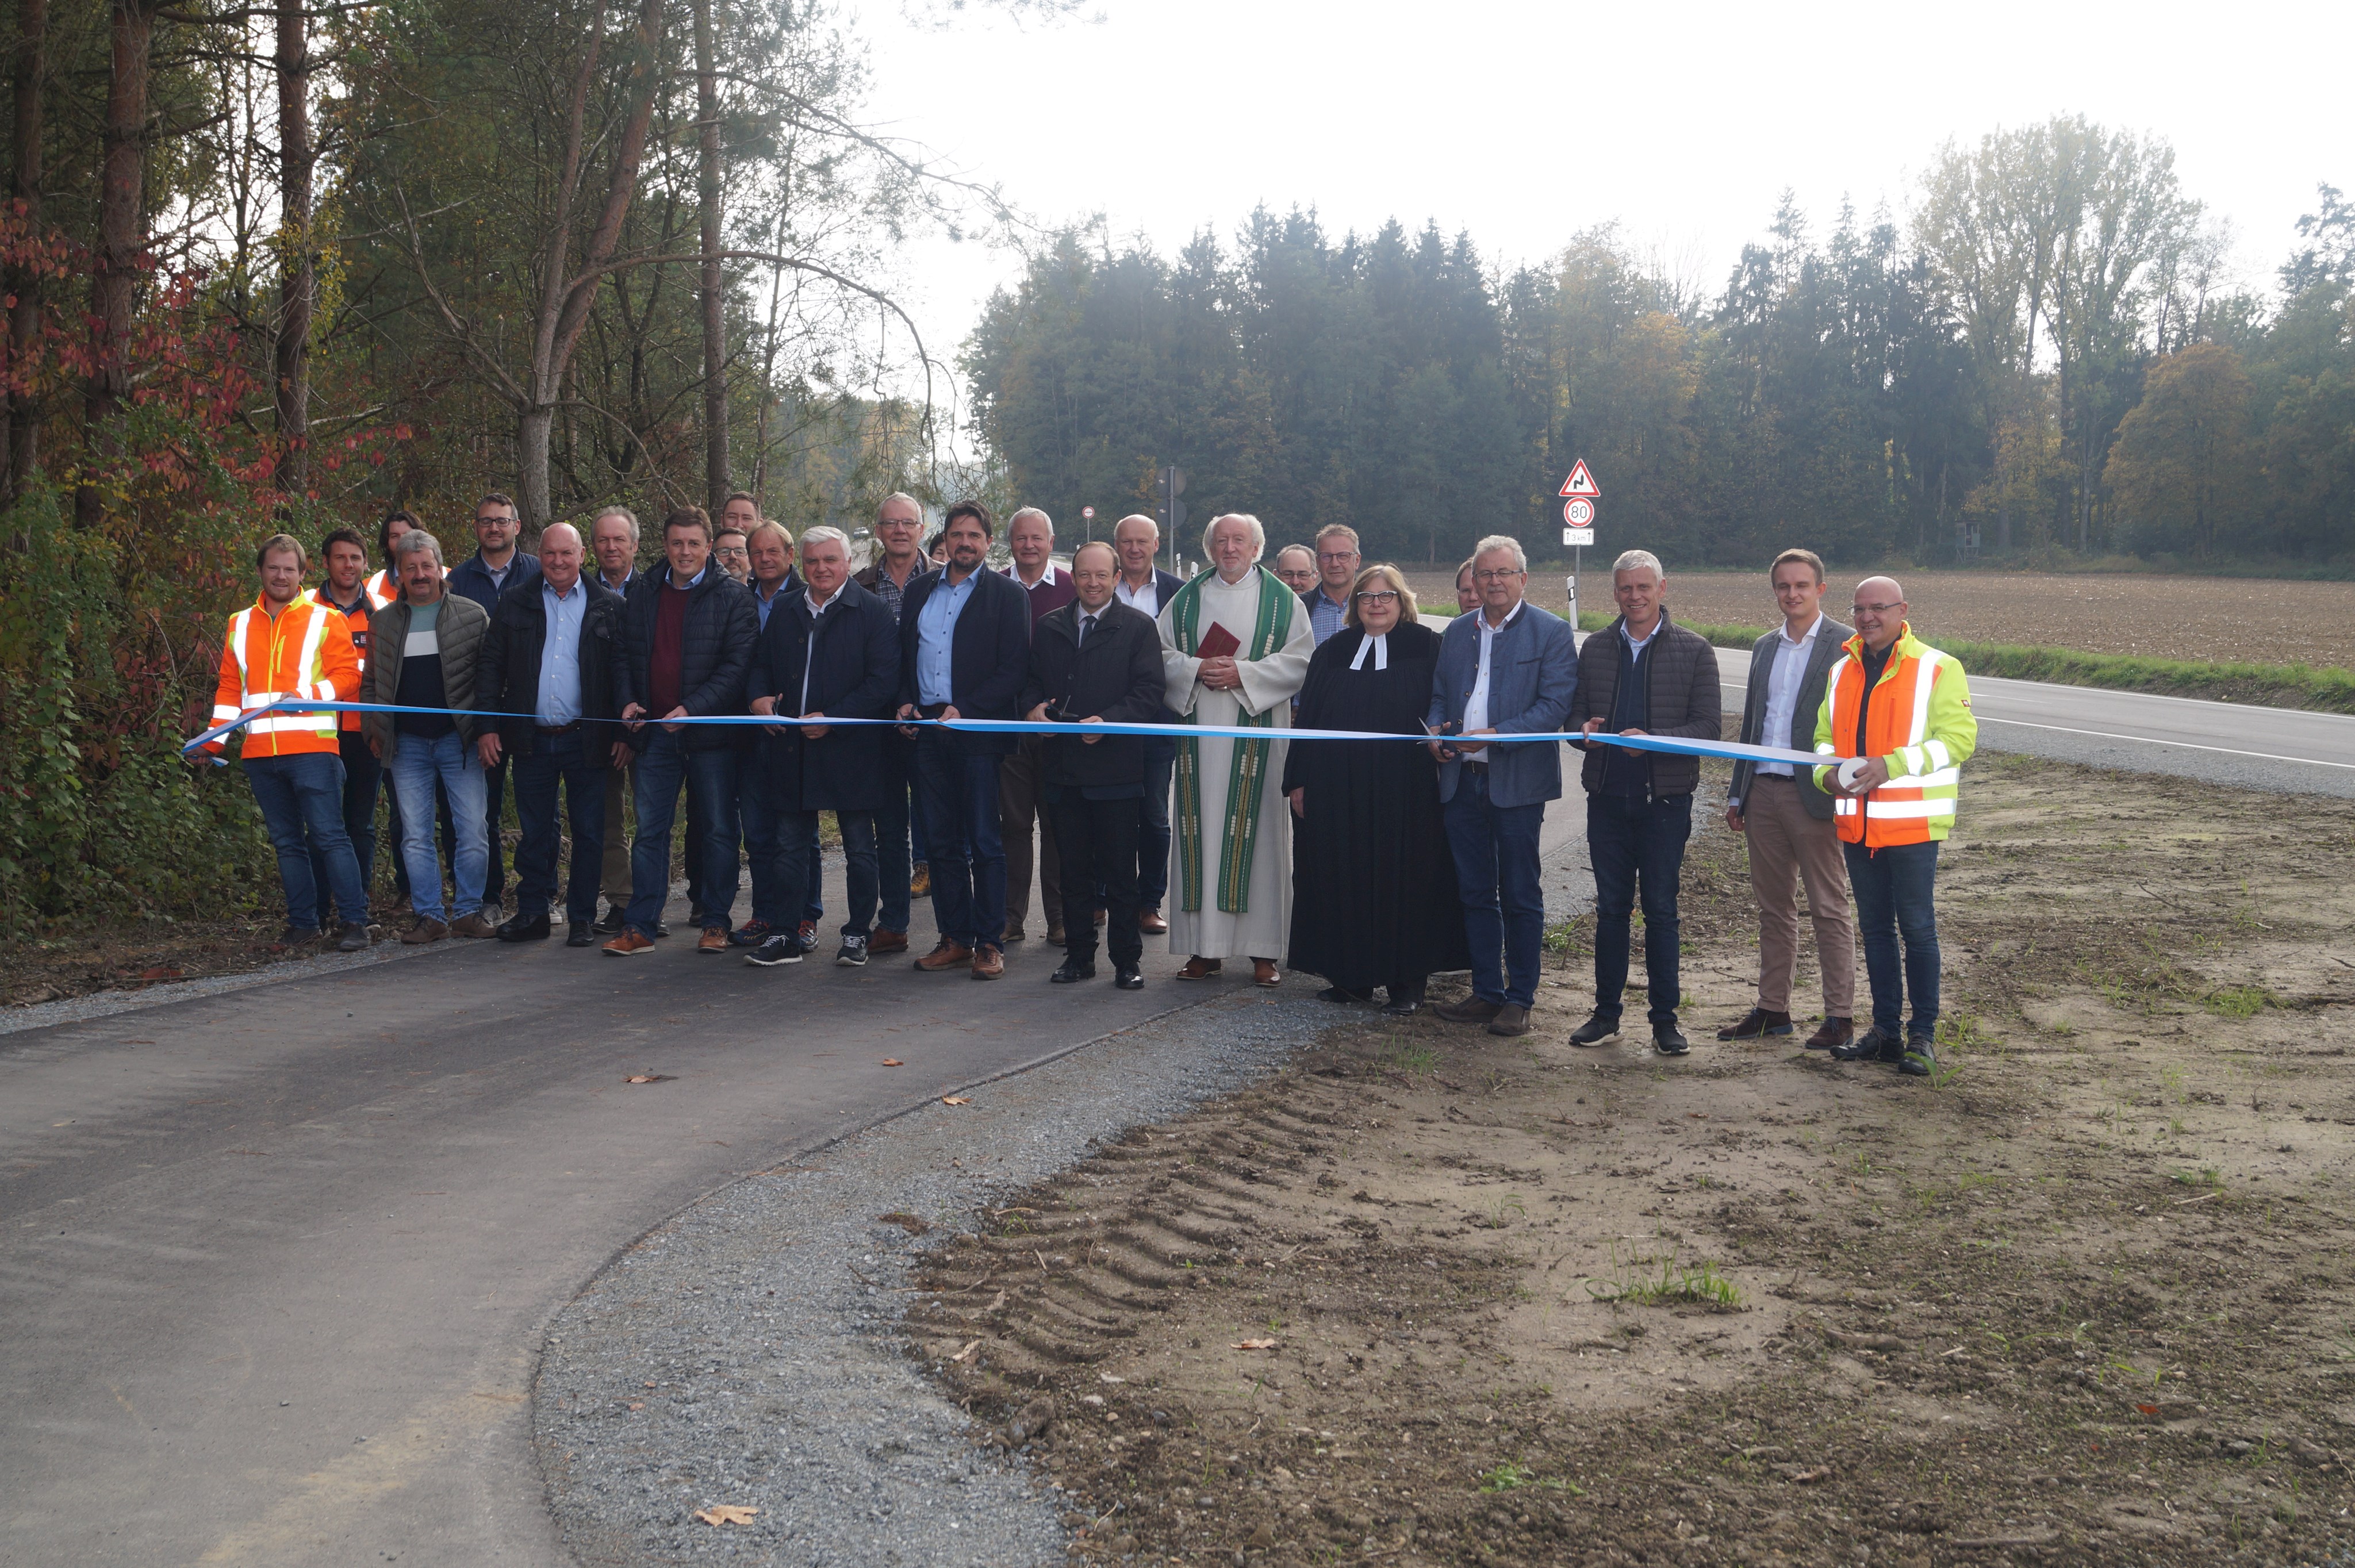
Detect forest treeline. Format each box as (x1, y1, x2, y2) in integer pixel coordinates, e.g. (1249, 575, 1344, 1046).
(964, 122, 2354, 571)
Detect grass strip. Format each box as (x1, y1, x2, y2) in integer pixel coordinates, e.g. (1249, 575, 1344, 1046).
(1572, 612, 2355, 715)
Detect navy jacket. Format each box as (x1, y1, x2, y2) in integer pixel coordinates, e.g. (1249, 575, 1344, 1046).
(1019, 599, 1165, 792)
(475, 574, 626, 762)
(1425, 601, 1579, 809)
(896, 564, 1032, 756)
(613, 566, 758, 753)
(447, 547, 543, 619)
(746, 579, 901, 812)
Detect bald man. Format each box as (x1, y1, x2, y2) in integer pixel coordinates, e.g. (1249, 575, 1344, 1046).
(1811, 574, 1977, 1077)
(475, 521, 631, 945)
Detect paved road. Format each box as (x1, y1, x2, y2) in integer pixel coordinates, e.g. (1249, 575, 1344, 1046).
(0, 887, 1255, 1567)
(7, 655, 2352, 1566)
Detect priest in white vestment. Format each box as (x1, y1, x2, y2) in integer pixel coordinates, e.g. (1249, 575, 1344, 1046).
(1156, 512, 1313, 986)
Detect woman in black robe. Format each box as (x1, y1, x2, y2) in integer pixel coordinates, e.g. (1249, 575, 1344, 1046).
(1283, 564, 1470, 1015)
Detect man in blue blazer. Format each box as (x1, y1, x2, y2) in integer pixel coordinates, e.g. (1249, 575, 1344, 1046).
(895, 501, 1034, 979)
(1425, 534, 1579, 1037)
(1112, 513, 1188, 931)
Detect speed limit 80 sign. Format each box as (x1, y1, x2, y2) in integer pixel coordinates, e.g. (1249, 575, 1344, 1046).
(1562, 496, 1595, 527)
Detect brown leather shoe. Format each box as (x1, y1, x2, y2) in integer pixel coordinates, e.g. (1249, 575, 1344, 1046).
(1716, 1007, 1794, 1041)
(909, 865, 931, 898)
(1175, 956, 1222, 980)
(1431, 996, 1502, 1025)
(602, 929, 655, 957)
(971, 946, 1004, 980)
(868, 929, 910, 956)
(915, 940, 972, 972)
(1804, 1016, 1855, 1052)
(1138, 910, 1168, 935)
(1487, 1003, 1532, 1037)
(448, 912, 498, 940)
(697, 926, 730, 954)
(1253, 959, 1281, 988)
(400, 917, 449, 945)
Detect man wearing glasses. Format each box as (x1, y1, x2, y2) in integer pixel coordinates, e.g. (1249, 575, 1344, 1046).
(1426, 535, 1578, 1038)
(447, 492, 542, 918)
(1302, 526, 1361, 647)
(1813, 577, 1977, 1078)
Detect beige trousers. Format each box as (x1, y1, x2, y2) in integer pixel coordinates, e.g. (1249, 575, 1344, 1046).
(1744, 774, 1855, 1017)
(601, 761, 635, 907)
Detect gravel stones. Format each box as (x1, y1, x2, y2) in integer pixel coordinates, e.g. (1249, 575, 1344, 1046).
(534, 987, 1322, 1565)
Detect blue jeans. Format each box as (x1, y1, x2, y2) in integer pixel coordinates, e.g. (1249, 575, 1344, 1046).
(1587, 792, 1693, 1025)
(308, 731, 382, 918)
(511, 731, 604, 923)
(627, 733, 741, 937)
(1844, 839, 1942, 1038)
(1137, 737, 1175, 912)
(1442, 769, 1547, 1009)
(245, 752, 368, 930)
(390, 731, 489, 924)
(384, 764, 454, 900)
(764, 806, 879, 938)
(870, 732, 918, 934)
(914, 733, 1006, 950)
(739, 783, 826, 929)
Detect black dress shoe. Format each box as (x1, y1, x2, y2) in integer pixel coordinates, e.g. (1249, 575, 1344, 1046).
(1832, 1026, 1904, 1063)
(1050, 961, 1097, 984)
(1113, 965, 1144, 990)
(1567, 1013, 1620, 1046)
(1716, 1007, 1792, 1040)
(1654, 1022, 1692, 1056)
(653, 919, 671, 938)
(593, 907, 624, 935)
(1317, 986, 1375, 1005)
(566, 922, 594, 948)
(497, 913, 553, 942)
(1900, 1036, 1939, 1077)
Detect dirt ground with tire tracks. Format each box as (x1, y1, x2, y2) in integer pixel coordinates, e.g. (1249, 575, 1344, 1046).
(908, 756, 2355, 1566)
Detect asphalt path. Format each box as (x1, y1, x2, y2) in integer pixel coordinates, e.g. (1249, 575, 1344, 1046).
(0, 888, 1260, 1567)
(7, 657, 2353, 1566)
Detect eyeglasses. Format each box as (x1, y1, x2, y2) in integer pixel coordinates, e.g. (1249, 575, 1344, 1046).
(1317, 550, 1359, 564)
(1472, 568, 1522, 583)
(1353, 589, 1399, 604)
(1852, 601, 1903, 615)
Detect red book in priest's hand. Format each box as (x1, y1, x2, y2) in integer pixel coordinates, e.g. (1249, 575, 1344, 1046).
(1194, 622, 1242, 660)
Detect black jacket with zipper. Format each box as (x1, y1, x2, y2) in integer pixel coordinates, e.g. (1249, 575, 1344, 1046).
(1567, 611, 1723, 798)
(612, 566, 757, 753)
(474, 574, 625, 763)
(744, 578, 902, 812)
(1018, 599, 1165, 793)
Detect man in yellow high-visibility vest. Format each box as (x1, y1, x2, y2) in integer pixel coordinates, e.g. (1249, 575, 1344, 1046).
(1812, 576, 1977, 1078)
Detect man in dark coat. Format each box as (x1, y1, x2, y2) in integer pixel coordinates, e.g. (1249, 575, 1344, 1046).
(895, 501, 1033, 980)
(474, 522, 624, 946)
(602, 507, 758, 956)
(1567, 549, 1723, 1056)
(1111, 513, 1187, 933)
(1021, 541, 1167, 990)
(445, 490, 542, 916)
(742, 527, 902, 968)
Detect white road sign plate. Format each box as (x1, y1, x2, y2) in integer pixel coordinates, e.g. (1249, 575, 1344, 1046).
(1561, 527, 1595, 546)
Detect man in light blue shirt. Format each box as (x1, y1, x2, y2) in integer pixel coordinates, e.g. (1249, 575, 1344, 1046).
(915, 567, 977, 705)
(535, 573, 585, 726)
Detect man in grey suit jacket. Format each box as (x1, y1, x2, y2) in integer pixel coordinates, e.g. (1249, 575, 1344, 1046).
(1720, 548, 1856, 1051)
(1425, 534, 1579, 1037)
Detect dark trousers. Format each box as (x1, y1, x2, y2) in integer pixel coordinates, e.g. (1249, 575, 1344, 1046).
(1137, 737, 1175, 912)
(511, 732, 604, 923)
(1441, 768, 1547, 1009)
(914, 733, 1006, 951)
(1587, 791, 1693, 1025)
(1050, 791, 1142, 969)
(764, 803, 879, 940)
(246, 752, 367, 931)
(626, 734, 741, 936)
(870, 734, 917, 935)
(308, 730, 382, 917)
(741, 784, 828, 929)
(481, 753, 510, 908)
(1844, 839, 1942, 1038)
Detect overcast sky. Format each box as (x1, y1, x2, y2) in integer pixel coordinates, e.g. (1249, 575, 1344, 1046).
(849, 0, 2349, 418)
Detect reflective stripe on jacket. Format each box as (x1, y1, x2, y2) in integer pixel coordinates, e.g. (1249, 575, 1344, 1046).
(207, 592, 362, 758)
(1810, 623, 1977, 847)
(364, 569, 400, 609)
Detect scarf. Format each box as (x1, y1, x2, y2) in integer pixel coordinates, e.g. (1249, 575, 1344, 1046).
(1170, 565, 1295, 914)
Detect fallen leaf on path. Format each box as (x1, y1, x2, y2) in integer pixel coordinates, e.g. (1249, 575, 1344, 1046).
(881, 1058, 904, 1067)
(2136, 1403, 2161, 1416)
(627, 1402, 645, 1411)
(1233, 1339, 1279, 1351)
(693, 1505, 759, 1527)
(941, 1095, 972, 1105)
(1789, 1467, 1831, 1484)
(623, 1074, 676, 1084)
(139, 967, 183, 981)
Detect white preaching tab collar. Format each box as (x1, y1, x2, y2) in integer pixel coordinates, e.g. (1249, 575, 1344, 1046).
(1348, 632, 1388, 672)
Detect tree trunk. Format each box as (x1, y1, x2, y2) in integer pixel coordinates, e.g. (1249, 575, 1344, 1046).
(273, 0, 313, 497)
(692, 0, 725, 510)
(3, 0, 44, 496)
(517, 404, 554, 527)
(79, 0, 158, 527)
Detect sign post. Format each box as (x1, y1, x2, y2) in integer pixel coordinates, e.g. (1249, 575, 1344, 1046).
(1559, 460, 1600, 630)
(1080, 504, 1095, 545)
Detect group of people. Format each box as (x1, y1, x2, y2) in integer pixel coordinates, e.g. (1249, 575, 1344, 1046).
(206, 496, 1976, 1076)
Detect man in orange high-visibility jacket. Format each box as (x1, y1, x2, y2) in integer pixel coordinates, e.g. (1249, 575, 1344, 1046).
(203, 532, 373, 952)
(1810, 576, 1977, 1080)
